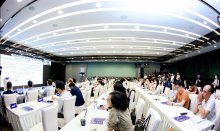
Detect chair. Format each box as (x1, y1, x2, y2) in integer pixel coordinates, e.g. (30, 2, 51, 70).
(81, 90, 87, 102)
(29, 103, 59, 131)
(135, 98, 145, 122)
(129, 90, 135, 111)
(164, 87, 170, 98)
(189, 94, 198, 111)
(48, 88, 55, 96)
(26, 90, 39, 102)
(58, 96, 76, 128)
(86, 89, 91, 106)
(216, 89, 220, 97)
(214, 99, 220, 131)
(3, 94, 17, 107)
(103, 85, 108, 93)
(94, 86, 100, 100)
(144, 108, 162, 131)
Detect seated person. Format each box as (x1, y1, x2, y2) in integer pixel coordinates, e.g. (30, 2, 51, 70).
(3, 82, 15, 95)
(69, 82, 85, 107)
(152, 80, 164, 95)
(52, 81, 72, 118)
(107, 91, 133, 131)
(193, 85, 216, 122)
(168, 82, 190, 109)
(42, 79, 54, 97)
(188, 82, 199, 94)
(113, 81, 127, 95)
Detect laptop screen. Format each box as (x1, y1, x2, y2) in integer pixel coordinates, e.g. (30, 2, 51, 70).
(16, 88, 23, 94)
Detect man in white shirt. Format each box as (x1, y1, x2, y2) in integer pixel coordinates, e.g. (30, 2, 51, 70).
(42, 79, 54, 97)
(193, 85, 216, 122)
(52, 81, 72, 118)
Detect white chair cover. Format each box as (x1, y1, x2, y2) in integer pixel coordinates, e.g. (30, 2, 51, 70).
(81, 90, 86, 102)
(29, 103, 59, 131)
(164, 87, 170, 98)
(189, 94, 198, 111)
(216, 89, 220, 97)
(129, 90, 135, 111)
(48, 88, 55, 96)
(3, 94, 17, 107)
(42, 103, 59, 131)
(214, 99, 220, 131)
(27, 90, 39, 102)
(86, 89, 91, 106)
(145, 108, 162, 131)
(135, 98, 145, 122)
(58, 96, 76, 128)
(94, 86, 100, 100)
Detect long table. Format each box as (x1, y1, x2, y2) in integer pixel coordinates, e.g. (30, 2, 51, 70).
(60, 91, 111, 131)
(133, 83, 214, 131)
(6, 97, 53, 131)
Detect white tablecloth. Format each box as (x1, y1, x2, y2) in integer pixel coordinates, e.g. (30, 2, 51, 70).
(6, 98, 53, 131)
(134, 84, 214, 131)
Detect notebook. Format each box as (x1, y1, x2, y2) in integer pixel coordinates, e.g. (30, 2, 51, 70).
(21, 106, 34, 111)
(173, 115, 190, 122)
(90, 118, 106, 125)
(190, 116, 204, 123)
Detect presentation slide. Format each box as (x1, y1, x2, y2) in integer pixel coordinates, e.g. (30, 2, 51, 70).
(0, 54, 43, 87)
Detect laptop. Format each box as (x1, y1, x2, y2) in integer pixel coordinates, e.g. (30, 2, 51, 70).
(16, 88, 24, 95)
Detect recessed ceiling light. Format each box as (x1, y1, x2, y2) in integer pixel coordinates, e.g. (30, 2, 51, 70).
(17, 29, 21, 31)
(53, 32, 57, 36)
(57, 10, 63, 15)
(17, 0, 23, 2)
(96, 3, 102, 8)
(163, 29, 167, 32)
(108, 38, 112, 41)
(135, 26, 140, 29)
(104, 25, 109, 29)
(185, 34, 189, 36)
(203, 21, 207, 24)
(33, 20, 37, 23)
(132, 38, 135, 41)
(129, 46, 133, 48)
(75, 28, 80, 32)
(86, 40, 90, 42)
(198, 50, 200, 53)
(214, 45, 217, 48)
(111, 46, 114, 48)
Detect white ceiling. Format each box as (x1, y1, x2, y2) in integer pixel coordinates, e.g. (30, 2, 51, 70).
(0, 0, 220, 62)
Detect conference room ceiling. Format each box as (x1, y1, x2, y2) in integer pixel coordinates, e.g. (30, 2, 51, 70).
(1, 0, 220, 62)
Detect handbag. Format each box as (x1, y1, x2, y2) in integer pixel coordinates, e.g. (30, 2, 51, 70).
(130, 108, 136, 125)
(134, 114, 151, 131)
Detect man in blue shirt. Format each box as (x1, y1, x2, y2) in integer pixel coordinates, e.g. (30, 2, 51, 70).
(69, 83, 85, 106)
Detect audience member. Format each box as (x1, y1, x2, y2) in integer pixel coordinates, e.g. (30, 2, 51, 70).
(52, 81, 72, 118)
(42, 79, 54, 97)
(212, 74, 219, 93)
(193, 85, 216, 122)
(188, 82, 199, 94)
(107, 91, 133, 131)
(3, 82, 15, 95)
(69, 82, 85, 106)
(168, 82, 190, 109)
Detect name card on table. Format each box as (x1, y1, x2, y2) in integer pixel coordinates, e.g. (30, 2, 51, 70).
(10, 103, 17, 109)
(38, 97, 43, 102)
